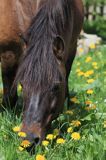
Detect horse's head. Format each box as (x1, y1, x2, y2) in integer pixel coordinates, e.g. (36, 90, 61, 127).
(18, 36, 66, 149)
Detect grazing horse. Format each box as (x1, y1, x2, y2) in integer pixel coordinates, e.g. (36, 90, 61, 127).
(0, 0, 84, 150)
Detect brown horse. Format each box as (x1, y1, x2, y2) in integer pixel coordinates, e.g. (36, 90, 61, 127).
(0, 0, 84, 151)
(0, 0, 43, 108)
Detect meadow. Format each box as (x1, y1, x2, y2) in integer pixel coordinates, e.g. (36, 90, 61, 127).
(0, 45, 106, 160)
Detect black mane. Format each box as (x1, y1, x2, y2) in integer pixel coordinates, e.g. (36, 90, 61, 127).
(15, 0, 72, 91)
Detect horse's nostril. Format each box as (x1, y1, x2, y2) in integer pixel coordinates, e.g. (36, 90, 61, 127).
(34, 137, 40, 145)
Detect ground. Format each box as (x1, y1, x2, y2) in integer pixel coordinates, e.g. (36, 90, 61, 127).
(0, 45, 106, 160)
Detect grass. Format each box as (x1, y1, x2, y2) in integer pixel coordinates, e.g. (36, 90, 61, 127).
(0, 45, 106, 160)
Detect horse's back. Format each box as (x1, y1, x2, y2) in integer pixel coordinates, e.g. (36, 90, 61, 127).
(0, 0, 37, 44)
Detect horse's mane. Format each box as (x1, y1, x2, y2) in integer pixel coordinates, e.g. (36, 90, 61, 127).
(15, 0, 73, 91)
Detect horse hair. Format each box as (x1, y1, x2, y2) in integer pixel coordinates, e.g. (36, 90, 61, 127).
(14, 0, 73, 92)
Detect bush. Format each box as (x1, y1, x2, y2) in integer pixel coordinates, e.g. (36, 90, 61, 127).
(84, 18, 106, 41)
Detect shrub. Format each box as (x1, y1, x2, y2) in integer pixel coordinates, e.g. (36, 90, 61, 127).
(84, 18, 106, 41)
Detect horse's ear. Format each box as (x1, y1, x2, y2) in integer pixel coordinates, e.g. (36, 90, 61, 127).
(53, 36, 65, 62)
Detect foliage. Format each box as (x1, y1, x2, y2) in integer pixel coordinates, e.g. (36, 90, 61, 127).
(83, 0, 106, 5)
(84, 18, 106, 41)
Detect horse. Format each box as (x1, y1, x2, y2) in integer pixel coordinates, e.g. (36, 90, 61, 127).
(0, 0, 84, 151)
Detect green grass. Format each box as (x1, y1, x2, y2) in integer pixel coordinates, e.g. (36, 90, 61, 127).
(0, 45, 106, 160)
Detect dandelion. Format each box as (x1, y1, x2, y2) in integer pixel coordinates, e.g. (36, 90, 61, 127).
(36, 154, 46, 160)
(87, 79, 95, 84)
(92, 62, 97, 66)
(85, 100, 92, 105)
(91, 105, 96, 110)
(70, 97, 79, 103)
(71, 120, 81, 127)
(78, 71, 84, 76)
(42, 140, 49, 147)
(56, 138, 65, 144)
(85, 104, 96, 111)
(21, 140, 31, 148)
(89, 43, 96, 49)
(71, 132, 81, 140)
(85, 56, 92, 63)
(12, 126, 21, 132)
(65, 110, 73, 115)
(103, 121, 106, 128)
(18, 146, 24, 151)
(18, 132, 26, 138)
(18, 84, 22, 92)
(84, 70, 94, 77)
(79, 48, 84, 55)
(87, 89, 94, 94)
(46, 134, 55, 140)
(88, 70, 94, 75)
(79, 48, 84, 53)
(67, 127, 73, 133)
(84, 73, 90, 78)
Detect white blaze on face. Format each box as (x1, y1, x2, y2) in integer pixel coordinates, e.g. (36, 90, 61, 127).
(29, 94, 40, 112)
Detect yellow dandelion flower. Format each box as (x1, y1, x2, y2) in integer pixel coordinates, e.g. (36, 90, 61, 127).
(84, 70, 94, 77)
(87, 89, 94, 94)
(89, 43, 96, 49)
(67, 127, 73, 133)
(65, 110, 73, 115)
(21, 140, 31, 148)
(91, 105, 96, 110)
(85, 104, 96, 111)
(56, 138, 65, 144)
(12, 126, 21, 132)
(85, 56, 92, 63)
(88, 70, 94, 75)
(46, 134, 55, 140)
(92, 62, 97, 66)
(71, 132, 81, 140)
(36, 154, 46, 160)
(79, 48, 84, 53)
(18, 146, 24, 151)
(53, 129, 59, 136)
(103, 121, 106, 128)
(70, 97, 79, 103)
(84, 73, 90, 78)
(42, 140, 49, 147)
(18, 84, 22, 92)
(85, 100, 92, 105)
(78, 71, 84, 76)
(87, 79, 95, 84)
(18, 132, 26, 138)
(71, 120, 81, 127)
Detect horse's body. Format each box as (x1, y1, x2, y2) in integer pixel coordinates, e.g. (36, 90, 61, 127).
(0, 0, 84, 151)
(0, 0, 41, 107)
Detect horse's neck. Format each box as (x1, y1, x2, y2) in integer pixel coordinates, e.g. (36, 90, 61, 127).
(14, 0, 46, 32)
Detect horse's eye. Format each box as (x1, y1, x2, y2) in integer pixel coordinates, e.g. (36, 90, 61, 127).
(51, 84, 60, 93)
